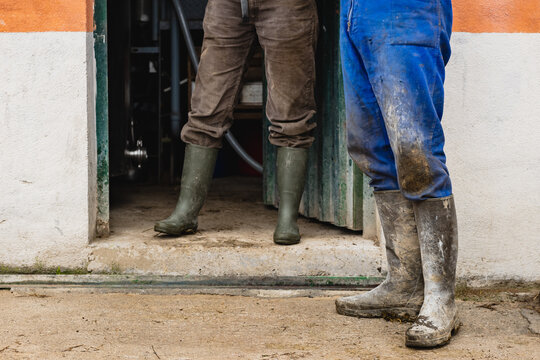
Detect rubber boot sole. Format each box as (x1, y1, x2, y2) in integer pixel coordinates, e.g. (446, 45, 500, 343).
(405, 316, 461, 348)
(154, 224, 198, 237)
(273, 237, 301, 246)
(273, 230, 301, 245)
(336, 302, 421, 322)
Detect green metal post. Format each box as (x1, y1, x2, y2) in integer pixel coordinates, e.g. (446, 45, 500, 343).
(94, 0, 110, 236)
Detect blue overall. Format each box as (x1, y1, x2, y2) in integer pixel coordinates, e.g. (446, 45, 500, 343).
(340, 0, 453, 200)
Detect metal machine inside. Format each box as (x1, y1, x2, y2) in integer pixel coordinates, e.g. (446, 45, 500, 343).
(107, 0, 264, 187)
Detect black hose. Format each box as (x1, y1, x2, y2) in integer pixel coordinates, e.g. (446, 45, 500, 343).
(170, 10, 181, 137)
(151, 0, 159, 41)
(170, 0, 199, 72)
(170, 0, 263, 174)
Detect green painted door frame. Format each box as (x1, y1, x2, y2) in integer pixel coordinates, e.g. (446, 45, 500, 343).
(94, 0, 110, 237)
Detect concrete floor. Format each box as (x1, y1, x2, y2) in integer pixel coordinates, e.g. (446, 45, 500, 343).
(0, 288, 538, 359)
(88, 177, 383, 279)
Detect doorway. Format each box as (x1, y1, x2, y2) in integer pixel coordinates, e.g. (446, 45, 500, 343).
(92, 0, 381, 281)
(104, 0, 266, 236)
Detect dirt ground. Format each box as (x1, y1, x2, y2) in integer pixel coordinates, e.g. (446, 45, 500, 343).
(2, 178, 538, 358)
(0, 290, 538, 359)
(107, 177, 359, 248)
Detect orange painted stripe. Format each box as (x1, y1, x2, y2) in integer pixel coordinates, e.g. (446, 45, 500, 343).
(0, 0, 94, 32)
(453, 0, 540, 33)
(0, 0, 538, 33)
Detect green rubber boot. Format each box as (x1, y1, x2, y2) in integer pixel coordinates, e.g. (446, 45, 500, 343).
(273, 147, 309, 245)
(154, 144, 218, 236)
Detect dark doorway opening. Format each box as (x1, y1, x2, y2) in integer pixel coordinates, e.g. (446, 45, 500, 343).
(106, 0, 265, 236)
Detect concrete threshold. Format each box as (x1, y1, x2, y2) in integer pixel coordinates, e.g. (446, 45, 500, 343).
(88, 177, 385, 279)
(6, 285, 362, 299)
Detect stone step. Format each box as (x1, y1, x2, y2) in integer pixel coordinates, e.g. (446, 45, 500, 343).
(90, 177, 384, 280)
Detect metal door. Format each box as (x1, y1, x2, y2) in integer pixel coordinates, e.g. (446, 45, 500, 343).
(263, 0, 376, 235)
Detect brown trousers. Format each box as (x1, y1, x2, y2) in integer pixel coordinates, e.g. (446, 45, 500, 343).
(181, 0, 319, 149)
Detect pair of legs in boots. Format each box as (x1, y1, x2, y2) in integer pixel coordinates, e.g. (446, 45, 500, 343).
(337, 0, 459, 348)
(155, 0, 319, 245)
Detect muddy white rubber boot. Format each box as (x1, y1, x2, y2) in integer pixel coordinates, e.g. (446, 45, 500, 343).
(406, 195, 460, 348)
(335, 191, 424, 321)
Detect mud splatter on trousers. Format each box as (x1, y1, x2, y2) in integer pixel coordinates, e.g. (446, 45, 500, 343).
(340, 0, 453, 200)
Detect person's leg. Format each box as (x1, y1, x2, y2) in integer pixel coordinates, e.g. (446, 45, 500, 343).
(255, 0, 318, 245)
(336, 0, 423, 321)
(340, 0, 399, 192)
(255, 0, 318, 149)
(370, 44, 453, 201)
(155, 0, 256, 236)
(181, 0, 256, 148)
(366, 1, 453, 201)
(362, 0, 458, 347)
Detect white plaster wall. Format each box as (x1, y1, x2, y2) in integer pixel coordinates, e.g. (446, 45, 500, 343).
(0, 32, 96, 268)
(444, 33, 540, 283)
(0, 31, 538, 283)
